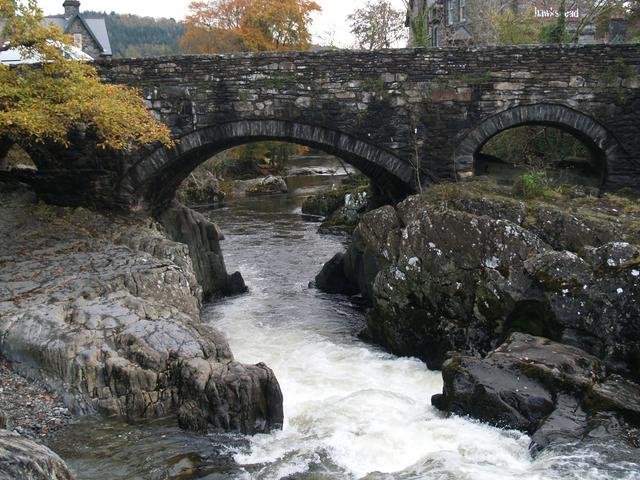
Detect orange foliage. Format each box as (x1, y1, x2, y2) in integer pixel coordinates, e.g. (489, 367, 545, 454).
(181, 0, 321, 53)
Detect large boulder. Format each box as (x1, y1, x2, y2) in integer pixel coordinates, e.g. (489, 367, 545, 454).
(0, 430, 76, 480)
(176, 169, 225, 206)
(320, 181, 640, 377)
(432, 333, 640, 455)
(0, 181, 282, 434)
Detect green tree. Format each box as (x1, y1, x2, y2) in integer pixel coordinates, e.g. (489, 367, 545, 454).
(0, 0, 172, 151)
(82, 11, 186, 58)
(408, 9, 430, 47)
(540, 0, 568, 43)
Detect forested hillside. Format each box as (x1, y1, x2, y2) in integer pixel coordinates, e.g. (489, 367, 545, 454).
(84, 11, 185, 58)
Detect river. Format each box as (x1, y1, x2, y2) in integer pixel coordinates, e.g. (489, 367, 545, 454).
(51, 157, 640, 480)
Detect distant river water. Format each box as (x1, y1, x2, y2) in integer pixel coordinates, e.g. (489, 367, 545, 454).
(52, 156, 639, 480)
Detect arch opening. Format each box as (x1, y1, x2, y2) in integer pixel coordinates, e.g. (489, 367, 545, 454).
(454, 104, 628, 189)
(476, 124, 605, 188)
(122, 120, 416, 209)
(174, 141, 362, 207)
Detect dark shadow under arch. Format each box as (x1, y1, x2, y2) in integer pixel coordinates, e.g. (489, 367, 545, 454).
(121, 120, 417, 208)
(454, 104, 629, 187)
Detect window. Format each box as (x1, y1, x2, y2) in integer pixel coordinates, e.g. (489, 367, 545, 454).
(460, 0, 466, 22)
(73, 33, 82, 49)
(447, 0, 454, 25)
(432, 26, 439, 46)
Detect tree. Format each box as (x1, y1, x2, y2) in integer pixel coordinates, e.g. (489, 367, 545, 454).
(494, 7, 542, 44)
(407, 8, 430, 47)
(0, 0, 172, 151)
(540, 0, 568, 43)
(180, 0, 321, 54)
(347, 0, 406, 50)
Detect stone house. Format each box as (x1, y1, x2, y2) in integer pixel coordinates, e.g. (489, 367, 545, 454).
(407, 0, 621, 46)
(45, 1, 112, 59)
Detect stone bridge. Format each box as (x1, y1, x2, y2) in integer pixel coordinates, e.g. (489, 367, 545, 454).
(8, 44, 640, 209)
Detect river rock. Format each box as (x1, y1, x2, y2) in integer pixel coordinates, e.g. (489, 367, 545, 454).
(245, 176, 288, 196)
(0, 430, 76, 480)
(0, 180, 283, 434)
(176, 169, 225, 206)
(318, 190, 368, 235)
(301, 189, 344, 217)
(432, 333, 640, 454)
(321, 181, 640, 377)
(314, 253, 359, 295)
(158, 201, 247, 298)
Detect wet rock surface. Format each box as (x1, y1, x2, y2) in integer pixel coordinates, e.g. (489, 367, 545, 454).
(432, 333, 640, 455)
(301, 189, 344, 218)
(0, 430, 76, 480)
(0, 180, 283, 435)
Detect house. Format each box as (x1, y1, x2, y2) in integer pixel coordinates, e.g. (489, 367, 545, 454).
(45, 1, 112, 59)
(406, 0, 621, 47)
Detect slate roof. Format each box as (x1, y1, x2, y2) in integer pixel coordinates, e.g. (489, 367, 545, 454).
(45, 14, 112, 57)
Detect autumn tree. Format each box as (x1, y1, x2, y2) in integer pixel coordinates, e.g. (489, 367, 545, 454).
(180, 0, 321, 53)
(0, 0, 172, 154)
(347, 0, 406, 50)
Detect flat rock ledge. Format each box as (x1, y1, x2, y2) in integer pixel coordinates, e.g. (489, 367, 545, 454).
(0, 180, 283, 435)
(0, 430, 75, 480)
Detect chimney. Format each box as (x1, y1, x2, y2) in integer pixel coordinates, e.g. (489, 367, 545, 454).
(63, 0, 80, 18)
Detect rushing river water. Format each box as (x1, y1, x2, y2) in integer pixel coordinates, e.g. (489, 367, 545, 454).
(52, 158, 640, 480)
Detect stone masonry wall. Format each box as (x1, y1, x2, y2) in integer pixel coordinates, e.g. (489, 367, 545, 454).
(21, 44, 640, 210)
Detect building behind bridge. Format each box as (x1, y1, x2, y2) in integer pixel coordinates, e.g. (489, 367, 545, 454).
(44, 1, 112, 60)
(407, 0, 628, 47)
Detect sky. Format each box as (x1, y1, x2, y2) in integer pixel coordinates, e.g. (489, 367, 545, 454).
(36, 0, 409, 48)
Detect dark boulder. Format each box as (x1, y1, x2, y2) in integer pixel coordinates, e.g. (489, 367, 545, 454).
(176, 169, 225, 206)
(245, 176, 288, 196)
(432, 333, 640, 455)
(314, 253, 359, 295)
(323, 182, 640, 376)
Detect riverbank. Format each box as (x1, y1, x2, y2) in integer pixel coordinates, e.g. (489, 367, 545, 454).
(0, 180, 282, 445)
(0, 354, 72, 440)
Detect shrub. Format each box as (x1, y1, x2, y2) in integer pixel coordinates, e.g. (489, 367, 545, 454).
(513, 171, 548, 199)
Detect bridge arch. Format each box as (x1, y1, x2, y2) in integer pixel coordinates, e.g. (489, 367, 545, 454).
(453, 104, 628, 186)
(121, 120, 418, 208)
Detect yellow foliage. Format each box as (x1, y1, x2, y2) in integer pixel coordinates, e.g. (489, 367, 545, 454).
(0, 0, 172, 150)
